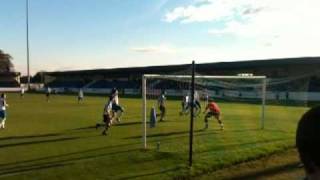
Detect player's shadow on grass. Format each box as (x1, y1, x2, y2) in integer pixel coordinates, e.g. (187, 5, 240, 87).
(124, 129, 204, 140)
(124, 127, 263, 141)
(72, 126, 96, 130)
(225, 128, 261, 133)
(0, 137, 80, 149)
(117, 167, 182, 180)
(114, 121, 141, 126)
(0, 139, 182, 177)
(263, 128, 295, 134)
(71, 122, 142, 131)
(0, 141, 142, 169)
(0, 148, 140, 177)
(0, 133, 61, 141)
(196, 137, 292, 155)
(0, 163, 70, 178)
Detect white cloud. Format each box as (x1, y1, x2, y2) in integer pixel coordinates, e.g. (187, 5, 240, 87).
(164, 0, 253, 23)
(130, 45, 176, 53)
(165, 0, 320, 58)
(209, 0, 320, 48)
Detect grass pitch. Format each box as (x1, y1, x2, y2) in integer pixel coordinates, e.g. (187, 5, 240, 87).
(0, 93, 308, 179)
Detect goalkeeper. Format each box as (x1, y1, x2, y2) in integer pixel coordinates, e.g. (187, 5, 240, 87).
(203, 99, 223, 130)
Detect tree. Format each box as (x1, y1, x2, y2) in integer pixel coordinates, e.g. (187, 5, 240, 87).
(0, 49, 14, 72)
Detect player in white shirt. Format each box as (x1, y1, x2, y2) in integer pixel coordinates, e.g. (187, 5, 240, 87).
(157, 91, 166, 121)
(0, 93, 9, 129)
(20, 87, 25, 98)
(109, 88, 124, 123)
(180, 95, 190, 115)
(194, 91, 201, 115)
(194, 91, 201, 108)
(78, 88, 84, 103)
(96, 98, 113, 135)
(96, 88, 124, 135)
(46, 87, 51, 102)
(179, 91, 201, 116)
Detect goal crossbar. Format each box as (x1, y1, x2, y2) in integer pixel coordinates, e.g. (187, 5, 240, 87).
(143, 74, 266, 80)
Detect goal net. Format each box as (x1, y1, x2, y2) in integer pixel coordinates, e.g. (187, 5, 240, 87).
(139, 67, 318, 173)
(142, 74, 267, 149)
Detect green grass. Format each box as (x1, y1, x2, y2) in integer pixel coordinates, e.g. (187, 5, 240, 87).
(0, 93, 308, 179)
(197, 148, 304, 179)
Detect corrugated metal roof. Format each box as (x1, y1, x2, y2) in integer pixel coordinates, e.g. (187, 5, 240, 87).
(44, 57, 320, 77)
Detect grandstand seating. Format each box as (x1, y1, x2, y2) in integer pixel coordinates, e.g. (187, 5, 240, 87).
(47, 80, 85, 88)
(88, 80, 139, 89)
(151, 80, 188, 89)
(0, 81, 20, 87)
(308, 77, 320, 91)
(46, 79, 140, 89)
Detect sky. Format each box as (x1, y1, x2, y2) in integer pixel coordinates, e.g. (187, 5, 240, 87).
(1, 0, 320, 75)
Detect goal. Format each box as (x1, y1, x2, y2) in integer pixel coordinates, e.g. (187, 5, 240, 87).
(141, 74, 267, 149)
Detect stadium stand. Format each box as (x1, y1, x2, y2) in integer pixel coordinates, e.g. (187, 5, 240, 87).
(40, 57, 320, 101)
(88, 80, 139, 89)
(0, 80, 20, 87)
(47, 80, 85, 88)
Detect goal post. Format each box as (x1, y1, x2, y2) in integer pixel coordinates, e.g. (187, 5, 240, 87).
(142, 74, 267, 149)
(142, 75, 147, 149)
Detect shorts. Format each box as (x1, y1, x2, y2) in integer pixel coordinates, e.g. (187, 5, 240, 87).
(206, 111, 220, 117)
(195, 100, 201, 109)
(159, 105, 165, 112)
(112, 104, 123, 112)
(78, 96, 83, 100)
(0, 110, 6, 119)
(185, 101, 201, 109)
(46, 93, 50, 97)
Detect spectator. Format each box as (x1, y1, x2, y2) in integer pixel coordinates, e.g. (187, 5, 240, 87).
(296, 106, 320, 179)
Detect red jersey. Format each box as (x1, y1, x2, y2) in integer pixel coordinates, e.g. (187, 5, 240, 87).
(208, 102, 220, 113)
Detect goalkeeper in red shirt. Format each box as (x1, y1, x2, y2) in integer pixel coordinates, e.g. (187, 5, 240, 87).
(203, 100, 223, 130)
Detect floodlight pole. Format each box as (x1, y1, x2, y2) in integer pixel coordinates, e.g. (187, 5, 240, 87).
(189, 60, 195, 167)
(26, 0, 31, 89)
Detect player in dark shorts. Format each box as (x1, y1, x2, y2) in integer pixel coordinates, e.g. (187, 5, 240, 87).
(194, 91, 201, 111)
(180, 95, 190, 115)
(109, 88, 124, 123)
(78, 88, 84, 103)
(180, 94, 200, 117)
(157, 91, 166, 122)
(96, 88, 124, 135)
(46, 87, 51, 102)
(203, 100, 223, 130)
(20, 87, 25, 98)
(96, 99, 113, 135)
(101, 111, 112, 136)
